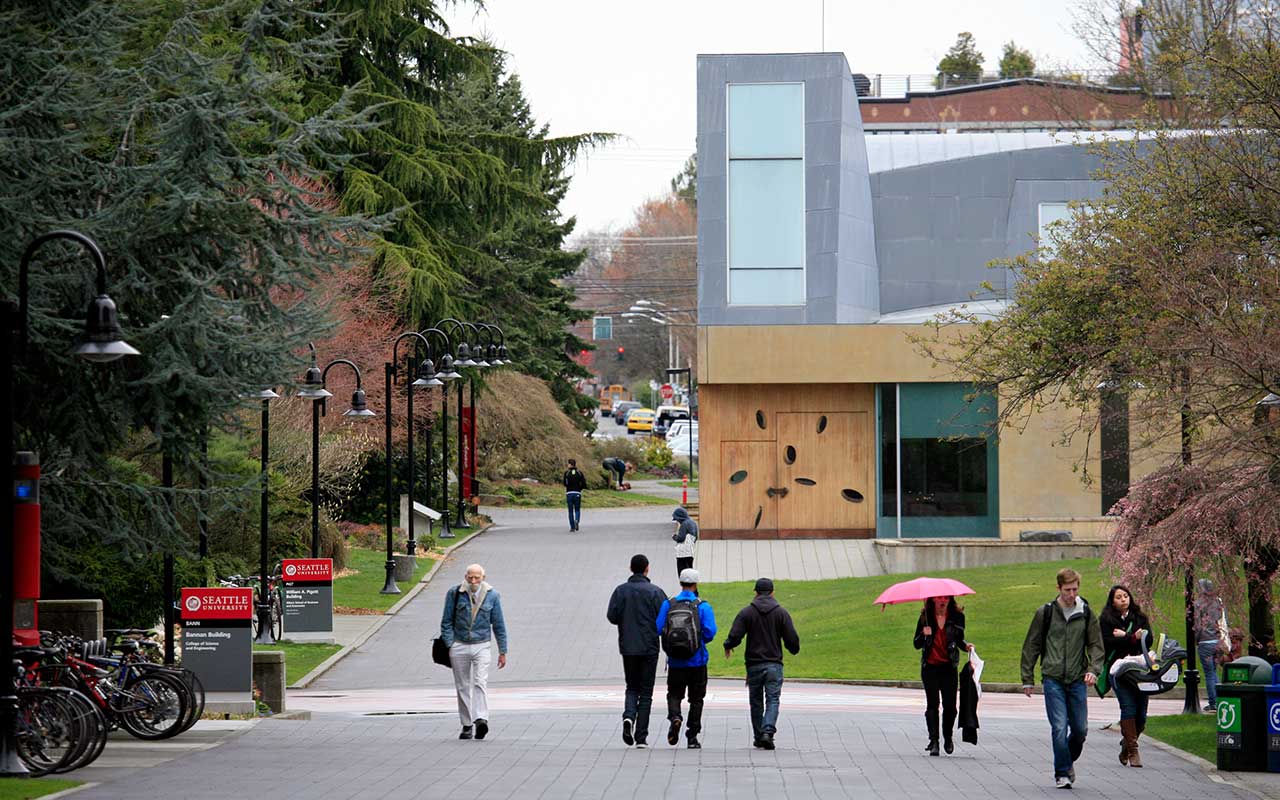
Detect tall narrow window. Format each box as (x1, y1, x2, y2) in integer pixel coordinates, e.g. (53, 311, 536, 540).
(1038, 202, 1071, 259)
(1099, 389, 1130, 514)
(727, 83, 805, 305)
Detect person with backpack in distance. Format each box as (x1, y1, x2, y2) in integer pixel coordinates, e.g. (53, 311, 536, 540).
(657, 569, 717, 748)
(562, 458, 587, 532)
(439, 563, 509, 741)
(606, 554, 668, 748)
(1020, 567, 1104, 789)
(1099, 585, 1151, 767)
(723, 577, 800, 750)
(672, 506, 698, 574)
(913, 595, 973, 757)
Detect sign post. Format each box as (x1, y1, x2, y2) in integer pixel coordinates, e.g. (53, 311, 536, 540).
(281, 558, 334, 643)
(181, 587, 254, 713)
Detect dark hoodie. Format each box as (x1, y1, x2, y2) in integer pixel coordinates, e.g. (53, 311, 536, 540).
(672, 507, 698, 543)
(723, 595, 801, 667)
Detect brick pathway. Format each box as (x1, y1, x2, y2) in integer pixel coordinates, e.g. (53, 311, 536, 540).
(67, 506, 1265, 799)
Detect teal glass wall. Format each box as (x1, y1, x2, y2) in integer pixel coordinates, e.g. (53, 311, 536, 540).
(876, 383, 999, 537)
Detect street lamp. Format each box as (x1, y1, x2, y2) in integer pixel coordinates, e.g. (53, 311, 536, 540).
(378, 332, 431, 595)
(666, 367, 696, 483)
(242, 387, 280, 644)
(1, 230, 139, 775)
(297, 347, 375, 558)
(391, 332, 440, 562)
(439, 319, 479, 530)
(420, 327, 458, 538)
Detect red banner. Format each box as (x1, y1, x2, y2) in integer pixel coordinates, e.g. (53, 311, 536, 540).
(181, 588, 254, 621)
(282, 558, 333, 584)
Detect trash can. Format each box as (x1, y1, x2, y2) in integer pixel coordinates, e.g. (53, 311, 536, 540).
(1266, 664, 1280, 772)
(1218, 656, 1273, 772)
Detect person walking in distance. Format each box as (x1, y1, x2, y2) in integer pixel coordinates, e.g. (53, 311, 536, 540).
(1020, 567, 1103, 789)
(606, 554, 668, 748)
(658, 569, 717, 749)
(439, 564, 509, 741)
(1099, 585, 1151, 767)
(723, 578, 800, 750)
(1194, 578, 1228, 713)
(562, 458, 587, 532)
(914, 595, 974, 757)
(672, 506, 698, 575)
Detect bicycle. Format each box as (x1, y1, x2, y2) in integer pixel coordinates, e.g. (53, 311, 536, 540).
(218, 568, 283, 640)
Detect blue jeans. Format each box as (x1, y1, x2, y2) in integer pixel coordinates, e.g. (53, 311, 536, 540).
(1043, 678, 1088, 778)
(1112, 675, 1149, 727)
(746, 662, 784, 737)
(565, 492, 581, 529)
(1198, 641, 1220, 707)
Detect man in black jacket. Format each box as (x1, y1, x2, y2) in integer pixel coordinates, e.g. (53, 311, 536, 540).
(562, 459, 587, 532)
(606, 554, 668, 748)
(723, 578, 801, 750)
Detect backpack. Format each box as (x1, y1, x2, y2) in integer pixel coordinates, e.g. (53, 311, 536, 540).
(662, 597, 702, 660)
(1037, 598, 1092, 666)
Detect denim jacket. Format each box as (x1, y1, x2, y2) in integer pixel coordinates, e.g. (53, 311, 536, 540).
(440, 584, 509, 654)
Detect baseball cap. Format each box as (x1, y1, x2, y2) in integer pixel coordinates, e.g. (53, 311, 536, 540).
(679, 568, 700, 585)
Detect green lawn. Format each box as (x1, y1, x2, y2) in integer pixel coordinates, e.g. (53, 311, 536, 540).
(700, 558, 1135, 683)
(0, 779, 82, 799)
(488, 482, 670, 509)
(1143, 712, 1216, 762)
(255, 641, 342, 685)
(334, 547, 435, 613)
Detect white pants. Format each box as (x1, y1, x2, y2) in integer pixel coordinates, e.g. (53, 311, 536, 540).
(450, 641, 491, 726)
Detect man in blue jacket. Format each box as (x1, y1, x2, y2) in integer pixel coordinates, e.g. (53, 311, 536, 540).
(657, 568, 717, 748)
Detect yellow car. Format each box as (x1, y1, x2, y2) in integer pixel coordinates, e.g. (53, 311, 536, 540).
(626, 409, 655, 434)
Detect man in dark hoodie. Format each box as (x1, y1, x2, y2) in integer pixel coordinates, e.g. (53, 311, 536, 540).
(562, 459, 587, 532)
(723, 578, 801, 750)
(671, 507, 698, 575)
(606, 554, 668, 748)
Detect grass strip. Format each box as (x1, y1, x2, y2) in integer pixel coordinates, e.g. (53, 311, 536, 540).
(1143, 712, 1216, 762)
(254, 641, 343, 685)
(334, 547, 435, 613)
(0, 779, 82, 799)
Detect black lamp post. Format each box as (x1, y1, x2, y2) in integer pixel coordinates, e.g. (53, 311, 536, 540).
(666, 367, 696, 483)
(438, 319, 477, 530)
(1176, 366, 1201, 713)
(391, 332, 439, 562)
(418, 327, 456, 540)
(2, 230, 139, 775)
(298, 349, 375, 558)
(243, 387, 280, 644)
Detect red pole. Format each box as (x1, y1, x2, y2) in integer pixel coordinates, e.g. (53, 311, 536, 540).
(682, 473, 688, 506)
(12, 453, 39, 646)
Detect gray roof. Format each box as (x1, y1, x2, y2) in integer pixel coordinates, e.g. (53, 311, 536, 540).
(864, 130, 1140, 173)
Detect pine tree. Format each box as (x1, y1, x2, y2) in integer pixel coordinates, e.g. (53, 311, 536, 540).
(936, 32, 985, 87)
(998, 42, 1036, 79)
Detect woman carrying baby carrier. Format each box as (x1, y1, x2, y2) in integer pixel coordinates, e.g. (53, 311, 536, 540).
(1099, 584, 1150, 767)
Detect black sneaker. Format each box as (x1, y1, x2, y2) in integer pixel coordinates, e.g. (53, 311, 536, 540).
(760, 732, 775, 750)
(474, 719, 488, 740)
(622, 718, 635, 746)
(687, 736, 701, 749)
(668, 717, 682, 746)
(459, 726, 473, 740)
(753, 738, 765, 749)
(635, 738, 648, 749)
(944, 737, 954, 755)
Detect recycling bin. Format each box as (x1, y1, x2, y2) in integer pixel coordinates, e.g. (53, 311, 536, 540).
(1266, 664, 1280, 772)
(1218, 656, 1272, 772)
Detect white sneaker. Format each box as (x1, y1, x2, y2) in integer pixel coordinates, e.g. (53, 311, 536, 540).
(1056, 775, 1073, 789)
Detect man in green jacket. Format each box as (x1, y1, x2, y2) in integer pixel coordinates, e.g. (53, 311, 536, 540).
(1020, 567, 1104, 790)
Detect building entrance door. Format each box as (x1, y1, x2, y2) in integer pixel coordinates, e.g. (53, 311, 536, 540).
(775, 412, 874, 533)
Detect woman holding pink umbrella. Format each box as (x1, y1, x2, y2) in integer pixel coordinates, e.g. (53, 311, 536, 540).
(913, 595, 974, 756)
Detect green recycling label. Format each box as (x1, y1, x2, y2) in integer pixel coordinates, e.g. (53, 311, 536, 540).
(1218, 697, 1243, 750)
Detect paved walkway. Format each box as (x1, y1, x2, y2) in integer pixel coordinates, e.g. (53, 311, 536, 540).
(696, 539, 882, 582)
(65, 506, 1271, 799)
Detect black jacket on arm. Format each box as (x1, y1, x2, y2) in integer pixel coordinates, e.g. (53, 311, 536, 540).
(723, 595, 800, 666)
(606, 574, 667, 656)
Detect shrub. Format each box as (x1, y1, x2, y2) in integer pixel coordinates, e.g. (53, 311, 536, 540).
(642, 438, 674, 470)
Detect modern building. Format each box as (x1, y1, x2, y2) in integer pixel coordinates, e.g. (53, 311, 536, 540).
(694, 52, 1139, 541)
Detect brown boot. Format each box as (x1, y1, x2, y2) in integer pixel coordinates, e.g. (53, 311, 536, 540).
(1118, 725, 1129, 766)
(1120, 719, 1142, 767)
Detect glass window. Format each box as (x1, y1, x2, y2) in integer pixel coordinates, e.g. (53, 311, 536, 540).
(728, 83, 804, 158)
(593, 316, 612, 340)
(1038, 201, 1071, 257)
(901, 438, 989, 517)
(880, 385, 898, 519)
(729, 268, 805, 305)
(728, 160, 804, 269)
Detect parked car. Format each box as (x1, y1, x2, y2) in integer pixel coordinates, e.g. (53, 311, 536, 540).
(666, 419, 698, 443)
(613, 400, 641, 425)
(669, 433, 699, 459)
(626, 408, 655, 435)
(652, 405, 691, 439)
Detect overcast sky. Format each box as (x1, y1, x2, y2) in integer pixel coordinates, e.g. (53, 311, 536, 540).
(442, 1, 1100, 235)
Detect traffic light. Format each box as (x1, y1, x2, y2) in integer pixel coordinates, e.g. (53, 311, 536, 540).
(616, 346, 625, 361)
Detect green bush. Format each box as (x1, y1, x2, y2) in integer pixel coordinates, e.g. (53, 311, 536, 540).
(642, 438, 673, 470)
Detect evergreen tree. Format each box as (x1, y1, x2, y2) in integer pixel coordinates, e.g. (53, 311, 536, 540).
(936, 32, 984, 87)
(998, 42, 1036, 78)
(670, 155, 697, 210)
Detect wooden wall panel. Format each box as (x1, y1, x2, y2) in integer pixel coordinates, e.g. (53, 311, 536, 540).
(775, 412, 874, 530)
(719, 442, 777, 531)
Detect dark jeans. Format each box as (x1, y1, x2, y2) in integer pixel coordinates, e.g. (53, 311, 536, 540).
(1044, 678, 1088, 778)
(1112, 675, 1149, 727)
(667, 665, 708, 736)
(622, 654, 659, 740)
(1198, 641, 1220, 707)
(921, 663, 958, 743)
(676, 556, 694, 575)
(565, 492, 581, 529)
(747, 662, 784, 738)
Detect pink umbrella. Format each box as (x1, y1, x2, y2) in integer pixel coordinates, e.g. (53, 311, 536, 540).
(873, 576, 976, 609)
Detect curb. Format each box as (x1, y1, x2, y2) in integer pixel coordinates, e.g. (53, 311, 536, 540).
(290, 520, 495, 689)
(1143, 736, 1273, 800)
